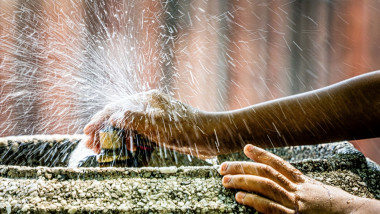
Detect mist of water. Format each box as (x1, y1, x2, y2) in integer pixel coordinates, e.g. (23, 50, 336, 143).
(1, 1, 246, 164)
(0, 1, 238, 138)
(1, 0, 374, 165)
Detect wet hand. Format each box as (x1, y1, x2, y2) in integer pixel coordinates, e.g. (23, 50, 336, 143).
(83, 90, 216, 158)
(219, 144, 372, 214)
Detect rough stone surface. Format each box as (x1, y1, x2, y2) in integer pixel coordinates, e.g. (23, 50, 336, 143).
(0, 135, 379, 213)
(0, 135, 81, 167)
(0, 166, 375, 213)
(0, 135, 210, 167)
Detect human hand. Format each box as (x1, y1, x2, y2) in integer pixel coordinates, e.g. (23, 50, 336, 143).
(219, 144, 378, 214)
(83, 90, 217, 158)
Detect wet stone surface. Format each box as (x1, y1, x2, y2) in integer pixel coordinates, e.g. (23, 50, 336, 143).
(0, 135, 81, 167)
(0, 135, 209, 168)
(0, 166, 376, 213)
(0, 135, 379, 213)
(0, 166, 252, 213)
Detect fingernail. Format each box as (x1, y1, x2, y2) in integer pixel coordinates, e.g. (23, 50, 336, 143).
(246, 144, 254, 152)
(236, 192, 247, 200)
(221, 163, 228, 172)
(223, 176, 232, 183)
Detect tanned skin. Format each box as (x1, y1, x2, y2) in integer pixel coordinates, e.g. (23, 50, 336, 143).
(211, 70, 380, 154)
(220, 144, 380, 214)
(84, 71, 379, 157)
(84, 70, 380, 213)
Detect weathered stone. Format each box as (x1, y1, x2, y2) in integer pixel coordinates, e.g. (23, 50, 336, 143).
(0, 135, 379, 213)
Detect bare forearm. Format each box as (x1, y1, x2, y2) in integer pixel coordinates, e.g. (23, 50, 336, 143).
(350, 198, 380, 214)
(211, 71, 380, 154)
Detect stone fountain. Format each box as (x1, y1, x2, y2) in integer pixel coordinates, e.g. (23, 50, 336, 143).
(0, 135, 379, 213)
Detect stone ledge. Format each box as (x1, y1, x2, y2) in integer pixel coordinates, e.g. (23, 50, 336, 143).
(0, 166, 374, 214)
(0, 136, 379, 213)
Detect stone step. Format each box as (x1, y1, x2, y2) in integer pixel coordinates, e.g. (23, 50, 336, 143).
(0, 135, 379, 213)
(0, 166, 375, 213)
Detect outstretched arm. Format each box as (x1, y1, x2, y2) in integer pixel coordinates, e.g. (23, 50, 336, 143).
(212, 71, 380, 154)
(84, 71, 379, 157)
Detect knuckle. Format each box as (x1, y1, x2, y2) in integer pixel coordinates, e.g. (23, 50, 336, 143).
(123, 111, 134, 119)
(261, 165, 271, 173)
(104, 103, 115, 112)
(260, 164, 274, 175)
(149, 89, 160, 94)
(262, 178, 274, 187)
(230, 163, 241, 172)
(235, 176, 245, 183)
(149, 90, 161, 99)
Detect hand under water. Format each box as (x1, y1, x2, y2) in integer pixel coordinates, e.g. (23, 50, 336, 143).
(83, 90, 218, 158)
(220, 144, 380, 214)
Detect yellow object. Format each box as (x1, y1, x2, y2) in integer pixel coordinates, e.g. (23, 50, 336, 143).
(97, 154, 128, 163)
(99, 129, 123, 149)
(97, 127, 130, 164)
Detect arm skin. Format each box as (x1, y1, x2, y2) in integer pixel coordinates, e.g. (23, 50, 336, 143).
(83, 72, 380, 212)
(210, 71, 380, 154)
(84, 71, 379, 157)
(219, 144, 380, 214)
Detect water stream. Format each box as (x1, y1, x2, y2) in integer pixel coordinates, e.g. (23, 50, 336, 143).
(1, 0, 378, 165)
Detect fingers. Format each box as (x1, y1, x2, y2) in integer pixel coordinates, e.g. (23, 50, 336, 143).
(84, 139, 100, 153)
(93, 142, 101, 154)
(83, 110, 109, 152)
(84, 108, 146, 153)
(244, 144, 305, 183)
(84, 122, 103, 136)
(219, 162, 296, 191)
(222, 175, 295, 208)
(84, 134, 101, 154)
(85, 131, 139, 153)
(109, 111, 148, 133)
(84, 115, 105, 154)
(235, 191, 294, 214)
(125, 134, 137, 152)
(84, 134, 94, 148)
(84, 109, 112, 135)
(83, 124, 95, 135)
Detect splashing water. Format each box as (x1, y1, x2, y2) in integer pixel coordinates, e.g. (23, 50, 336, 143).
(1, 1, 241, 164)
(0, 1, 236, 138)
(1, 1, 377, 165)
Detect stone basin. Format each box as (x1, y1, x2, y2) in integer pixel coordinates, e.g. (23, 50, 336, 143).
(0, 135, 379, 213)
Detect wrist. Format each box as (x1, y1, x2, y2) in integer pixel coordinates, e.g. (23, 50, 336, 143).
(348, 197, 380, 214)
(202, 111, 245, 154)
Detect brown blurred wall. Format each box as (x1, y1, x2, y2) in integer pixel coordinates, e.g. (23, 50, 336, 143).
(0, 1, 16, 137)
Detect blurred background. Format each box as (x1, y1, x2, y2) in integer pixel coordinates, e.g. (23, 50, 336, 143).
(1, 0, 379, 163)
